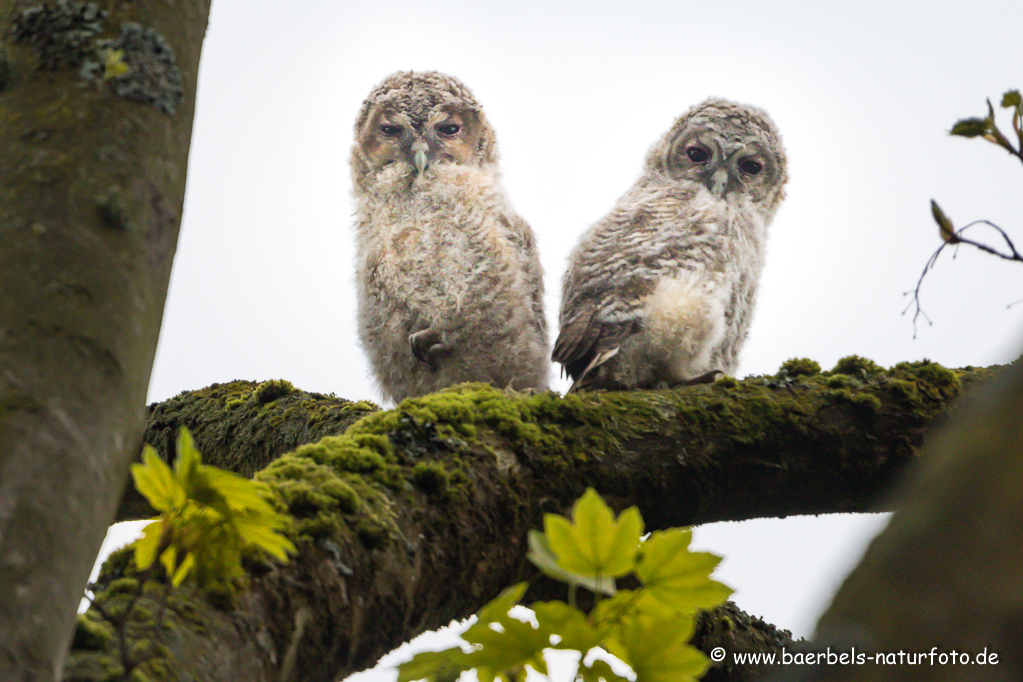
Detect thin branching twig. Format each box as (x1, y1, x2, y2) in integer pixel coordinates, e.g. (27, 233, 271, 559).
(904, 90, 1023, 336)
(903, 220, 1023, 338)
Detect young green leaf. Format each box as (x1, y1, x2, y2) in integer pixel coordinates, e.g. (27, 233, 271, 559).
(131, 446, 185, 512)
(931, 200, 957, 243)
(233, 515, 296, 561)
(462, 618, 550, 681)
(544, 488, 642, 578)
(635, 529, 732, 611)
(605, 612, 708, 682)
(578, 657, 631, 682)
(397, 647, 473, 682)
(201, 467, 278, 515)
(159, 544, 178, 579)
(170, 551, 195, 587)
(458, 584, 552, 682)
(949, 117, 988, 138)
(532, 600, 605, 651)
(1004, 90, 1023, 149)
(101, 48, 129, 79)
(133, 519, 164, 571)
(130, 426, 295, 586)
(475, 582, 528, 623)
(174, 425, 203, 492)
(527, 530, 617, 595)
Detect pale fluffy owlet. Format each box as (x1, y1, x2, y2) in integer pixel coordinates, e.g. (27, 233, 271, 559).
(553, 98, 787, 391)
(351, 71, 548, 403)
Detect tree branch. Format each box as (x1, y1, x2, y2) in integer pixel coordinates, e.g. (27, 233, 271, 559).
(904, 220, 1023, 338)
(66, 359, 994, 681)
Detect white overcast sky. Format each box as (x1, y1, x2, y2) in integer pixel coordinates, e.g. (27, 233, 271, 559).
(99, 0, 1023, 678)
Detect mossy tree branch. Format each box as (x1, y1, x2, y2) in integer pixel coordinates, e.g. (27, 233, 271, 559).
(69, 358, 990, 681)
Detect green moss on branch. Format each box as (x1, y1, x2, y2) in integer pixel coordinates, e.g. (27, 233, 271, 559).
(79, 357, 997, 682)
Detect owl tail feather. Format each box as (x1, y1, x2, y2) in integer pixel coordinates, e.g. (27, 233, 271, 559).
(566, 346, 620, 394)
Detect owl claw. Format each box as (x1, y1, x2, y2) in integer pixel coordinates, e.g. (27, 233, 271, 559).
(672, 369, 723, 387)
(410, 329, 451, 372)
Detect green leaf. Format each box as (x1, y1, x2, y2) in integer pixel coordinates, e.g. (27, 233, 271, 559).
(635, 529, 732, 612)
(132, 427, 294, 587)
(397, 647, 473, 682)
(170, 552, 195, 586)
(930, 200, 957, 243)
(527, 530, 617, 595)
(982, 98, 1017, 150)
(233, 514, 296, 561)
(101, 48, 129, 79)
(174, 426, 202, 494)
(475, 583, 528, 624)
(950, 117, 988, 137)
(201, 467, 278, 515)
(544, 489, 642, 579)
(455, 583, 552, 681)
(628, 640, 708, 682)
(606, 612, 708, 682)
(159, 544, 178, 578)
(532, 600, 605, 651)
(131, 446, 184, 512)
(133, 520, 163, 571)
(1003, 91, 1023, 151)
(462, 620, 549, 678)
(592, 588, 681, 627)
(578, 658, 632, 682)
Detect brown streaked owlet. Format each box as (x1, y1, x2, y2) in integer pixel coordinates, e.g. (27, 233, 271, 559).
(351, 71, 548, 403)
(554, 98, 788, 391)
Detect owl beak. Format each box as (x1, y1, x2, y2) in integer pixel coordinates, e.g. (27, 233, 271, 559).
(709, 167, 729, 198)
(411, 140, 429, 175)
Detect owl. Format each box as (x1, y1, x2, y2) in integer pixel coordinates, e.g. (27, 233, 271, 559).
(351, 71, 549, 403)
(553, 98, 787, 391)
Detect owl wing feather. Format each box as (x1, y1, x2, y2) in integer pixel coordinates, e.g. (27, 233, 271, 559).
(508, 214, 548, 344)
(552, 302, 640, 387)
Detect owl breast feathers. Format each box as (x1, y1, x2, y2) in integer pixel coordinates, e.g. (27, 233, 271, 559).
(351, 71, 549, 403)
(554, 98, 788, 391)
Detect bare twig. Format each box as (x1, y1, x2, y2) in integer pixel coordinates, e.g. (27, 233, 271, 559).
(903, 220, 1023, 337)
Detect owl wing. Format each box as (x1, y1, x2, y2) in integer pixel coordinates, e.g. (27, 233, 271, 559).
(508, 214, 548, 345)
(552, 301, 640, 388)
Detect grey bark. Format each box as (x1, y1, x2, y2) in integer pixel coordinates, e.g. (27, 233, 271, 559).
(792, 356, 1023, 682)
(0, 1, 210, 679)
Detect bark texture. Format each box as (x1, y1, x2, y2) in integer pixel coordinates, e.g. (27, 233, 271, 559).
(803, 356, 1023, 682)
(66, 358, 985, 681)
(0, 1, 210, 679)
(116, 380, 379, 521)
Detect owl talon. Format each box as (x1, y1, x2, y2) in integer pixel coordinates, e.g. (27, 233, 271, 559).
(410, 329, 451, 372)
(671, 370, 723, 387)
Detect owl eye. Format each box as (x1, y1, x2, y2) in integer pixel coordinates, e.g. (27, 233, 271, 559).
(738, 159, 764, 175)
(685, 146, 710, 163)
(436, 123, 461, 137)
(379, 124, 403, 137)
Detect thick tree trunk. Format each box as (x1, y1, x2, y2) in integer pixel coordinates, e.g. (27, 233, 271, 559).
(67, 360, 983, 681)
(808, 357, 1023, 682)
(0, 2, 210, 679)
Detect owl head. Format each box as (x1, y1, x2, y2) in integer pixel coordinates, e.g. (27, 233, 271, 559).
(647, 98, 788, 215)
(351, 71, 498, 191)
